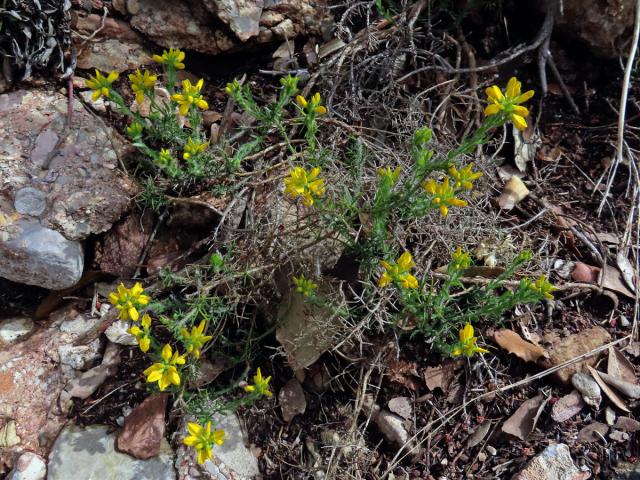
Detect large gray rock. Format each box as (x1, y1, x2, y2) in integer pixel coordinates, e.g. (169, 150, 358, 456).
(47, 425, 176, 480)
(0, 89, 137, 289)
(0, 221, 83, 290)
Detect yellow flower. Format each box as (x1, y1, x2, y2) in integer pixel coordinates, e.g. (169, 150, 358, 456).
(244, 367, 272, 397)
(181, 320, 213, 359)
(450, 246, 472, 271)
(529, 275, 556, 300)
(225, 79, 241, 96)
(292, 275, 318, 297)
(128, 69, 157, 104)
(85, 69, 119, 101)
(127, 122, 144, 140)
(183, 137, 208, 160)
(484, 77, 535, 131)
(183, 421, 225, 464)
(129, 313, 152, 353)
(157, 148, 174, 168)
(108, 282, 151, 322)
(379, 251, 419, 289)
(152, 47, 186, 70)
(422, 177, 468, 217)
(452, 323, 489, 357)
(448, 163, 483, 190)
(283, 166, 325, 207)
(296, 92, 327, 115)
(143, 344, 186, 391)
(171, 79, 209, 116)
(378, 166, 401, 186)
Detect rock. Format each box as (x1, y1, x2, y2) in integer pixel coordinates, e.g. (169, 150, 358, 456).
(554, 0, 636, 58)
(0, 221, 84, 290)
(127, 0, 142, 14)
(388, 397, 412, 420)
(203, 412, 260, 478)
(73, 13, 151, 72)
(62, 342, 121, 401)
(278, 378, 306, 422)
(0, 317, 34, 345)
(105, 320, 138, 346)
(213, 0, 263, 41)
(58, 338, 102, 370)
(6, 452, 46, 480)
(112, 0, 127, 14)
(0, 304, 107, 468)
(0, 89, 137, 288)
(541, 327, 612, 384)
(47, 425, 175, 480)
(571, 262, 599, 283)
(14, 188, 46, 217)
(59, 312, 101, 336)
(98, 209, 153, 278)
(609, 430, 630, 442)
(571, 372, 601, 408)
(513, 443, 588, 480)
(117, 394, 168, 459)
(129, 0, 331, 56)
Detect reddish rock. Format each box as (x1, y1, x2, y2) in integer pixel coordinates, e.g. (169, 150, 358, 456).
(98, 212, 153, 277)
(116, 394, 168, 460)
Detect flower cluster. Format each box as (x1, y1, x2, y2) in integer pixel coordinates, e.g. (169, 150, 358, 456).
(109, 282, 151, 321)
(144, 343, 186, 391)
(171, 79, 209, 116)
(152, 47, 186, 70)
(183, 137, 208, 160)
(527, 275, 556, 300)
(129, 313, 153, 353)
(296, 93, 327, 115)
(244, 367, 273, 397)
(452, 323, 489, 357)
(293, 275, 318, 297)
(379, 251, 419, 289)
(128, 69, 157, 104)
(284, 166, 326, 207)
(422, 177, 468, 217)
(450, 246, 472, 271)
(85, 70, 119, 101)
(183, 421, 225, 464)
(484, 77, 534, 131)
(448, 163, 482, 190)
(181, 320, 213, 359)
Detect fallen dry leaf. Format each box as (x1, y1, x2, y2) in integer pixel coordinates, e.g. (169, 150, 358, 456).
(116, 394, 168, 460)
(466, 420, 492, 449)
(498, 176, 529, 210)
(608, 347, 637, 384)
(577, 422, 609, 443)
(593, 370, 640, 399)
(601, 264, 635, 299)
(616, 250, 637, 293)
(0, 420, 20, 447)
(551, 390, 584, 422)
(278, 378, 307, 422)
(588, 367, 631, 413)
(423, 360, 460, 392)
(388, 360, 422, 391)
(501, 394, 544, 441)
(614, 416, 640, 433)
(493, 329, 547, 363)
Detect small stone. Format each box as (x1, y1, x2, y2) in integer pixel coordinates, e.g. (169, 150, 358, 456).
(513, 443, 587, 480)
(609, 430, 630, 442)
(126, 0, 141, 14)
(6, 452, 46, 480)
(477, 452, 487, 463)
(605, 407, 617, 426)
(388, 397, 412, 419)
(551, 390, 585, 422)
(0, 221, 84, 290)
(105, 320, 138, 346)
(279, 378, 307, 422)
(112, 0, 127, 13)
(572, 373, 601, 408)
(571, 262, 599, 283)
(614, 416, 640, 433)
(48, 425, 175, 480)
(116, 394, 168, 459)
(0, 317, 34, 344)
(58, 338, 102, 370)
(14, 187, 46, 216)
(486, 445, 497, 456)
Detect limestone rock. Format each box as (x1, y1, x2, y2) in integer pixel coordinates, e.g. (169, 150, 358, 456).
(48, 425, 176, 480)
(0, 317, 34, 345)
(6, 452, 46, 480)
(212, 0, 264, 41)
(513, 443, 589, 480)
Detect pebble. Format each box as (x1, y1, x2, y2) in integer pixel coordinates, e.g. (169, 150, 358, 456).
(6, 452, 46, 480)
(571, 372, 601, 408)
(0, 317, 34, 344)
(14, 187, 46, 216)
(486, 445, 497, 456)
(513, 443, 586, 480)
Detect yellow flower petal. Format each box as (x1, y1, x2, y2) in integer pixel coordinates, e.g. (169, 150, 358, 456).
(484, 104, 501, 116)
(511, 114, 527, 131)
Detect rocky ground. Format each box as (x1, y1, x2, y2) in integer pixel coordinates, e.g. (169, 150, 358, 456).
(1, 0, 640, 479)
